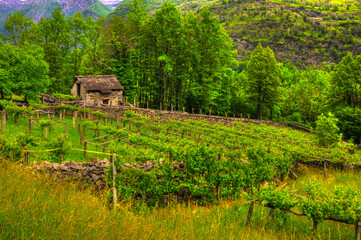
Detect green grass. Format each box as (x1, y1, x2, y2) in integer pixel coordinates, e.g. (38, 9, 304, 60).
(4, 113, 123, 162)
(0, 161, 357, 239)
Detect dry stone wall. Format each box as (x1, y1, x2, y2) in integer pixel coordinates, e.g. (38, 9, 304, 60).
(88, 106, 312, 132)
(29, 158, 186, 189)
(30, 159, 111, 189)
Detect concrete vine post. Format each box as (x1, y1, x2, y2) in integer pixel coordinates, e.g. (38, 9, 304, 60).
(112, 153, 117, 209)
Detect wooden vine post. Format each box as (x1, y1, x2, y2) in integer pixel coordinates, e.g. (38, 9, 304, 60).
(1, 111, 6, 134)
(356, 222, 361, 240)
(83, 141, 87, 156)
(23, 151, 29, 164)
(311, 220, 318, 240)
(245, 201, 255, 225)
(103, 136, 108, 153)
(64, 123, 67, 134)
(73, 111, 77, 129)
(29, 116, 33, 132)
(80, 128, 85, 144)
(45, 127, 48, 139)
(112, 153, 117, 209)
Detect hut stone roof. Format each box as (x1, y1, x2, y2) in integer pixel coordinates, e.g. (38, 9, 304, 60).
(74, 75, 123, 94)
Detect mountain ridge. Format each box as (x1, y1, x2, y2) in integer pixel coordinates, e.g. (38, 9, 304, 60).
(0, 0, 112, 34)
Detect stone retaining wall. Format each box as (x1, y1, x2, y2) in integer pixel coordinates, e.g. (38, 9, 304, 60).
(31, 159, 110, 189)
(30, 158, 185, 189)
(87, 106, 312, 132)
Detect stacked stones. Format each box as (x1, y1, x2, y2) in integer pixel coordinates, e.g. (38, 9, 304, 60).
(30, 158, 186, 189)
(32, 158, 110, 189)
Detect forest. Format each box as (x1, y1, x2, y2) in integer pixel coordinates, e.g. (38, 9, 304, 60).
(0, 0, 360, 143)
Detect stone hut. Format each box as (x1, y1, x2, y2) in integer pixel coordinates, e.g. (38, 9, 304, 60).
(71, 75, 123, 106)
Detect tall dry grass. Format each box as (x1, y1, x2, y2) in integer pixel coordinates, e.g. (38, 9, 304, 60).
(0, 162, 355, 239)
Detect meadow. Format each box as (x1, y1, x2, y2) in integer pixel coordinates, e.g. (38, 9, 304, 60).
(0, 161, 359, 239)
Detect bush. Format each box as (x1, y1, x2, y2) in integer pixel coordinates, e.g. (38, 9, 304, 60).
(315, 113, 341, 148)
(335, 107, 361, 144)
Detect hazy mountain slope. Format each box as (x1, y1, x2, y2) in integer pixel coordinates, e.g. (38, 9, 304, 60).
(106, 0, 215, 19)
(99, 0, 122, 9)
(0, 0, 110, 34)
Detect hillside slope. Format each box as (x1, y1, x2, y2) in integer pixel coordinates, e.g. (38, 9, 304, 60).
(107, 0, 361, 66)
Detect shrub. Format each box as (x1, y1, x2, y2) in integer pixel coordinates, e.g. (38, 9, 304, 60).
(315, 113, 341, 148)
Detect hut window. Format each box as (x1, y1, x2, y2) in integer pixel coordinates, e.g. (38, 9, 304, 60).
(103, 99, 109, 104)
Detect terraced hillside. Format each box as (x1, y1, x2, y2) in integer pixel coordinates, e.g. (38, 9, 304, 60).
(108, 0, 361, 66)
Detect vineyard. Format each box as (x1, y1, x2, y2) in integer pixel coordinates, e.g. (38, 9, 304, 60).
(1, 100, 361, 239)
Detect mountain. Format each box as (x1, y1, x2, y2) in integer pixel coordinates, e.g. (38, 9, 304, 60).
(0, 0, 110, 34)
(107, 0, 361, 66)
(99, 0, 122, 9)
(106, 0, 213, 19)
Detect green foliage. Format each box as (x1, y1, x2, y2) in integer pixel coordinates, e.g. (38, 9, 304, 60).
(125, 110, 139, 118)
(55, 104, 78, 111)
(53, 93, 77, 101)
(329, 52, 361, 109)
(39, 119, 54, 128)
(246, 43, 281, 119)
(335, 107, 361, 144)
(315, 112, 341, 148)
(110, 144, 294, 205)
(0, 133, 37, 162)
(92, 111, 108, 117)
(44, 134, 71, 163)
(0, 43, 49, 102)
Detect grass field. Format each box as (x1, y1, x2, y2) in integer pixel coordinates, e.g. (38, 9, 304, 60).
(0, 161, 357, 239)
